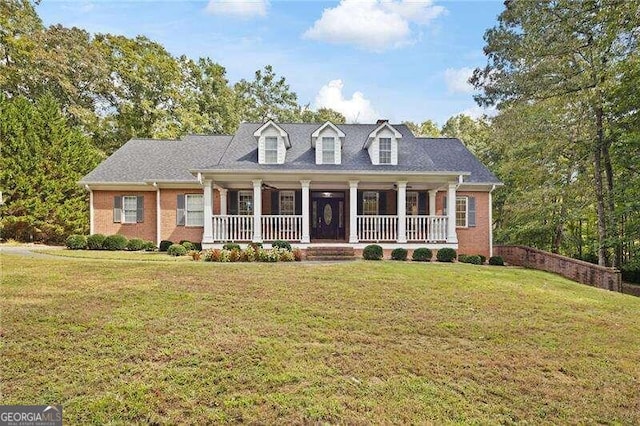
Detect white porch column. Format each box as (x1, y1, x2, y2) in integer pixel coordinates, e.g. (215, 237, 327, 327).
(219, 188, 228, 215)
(397, 181, 407, 243)
(349, 180, 359, 243)
(203, 179, 213, 243)
(88, 187, 94, 235)
(155, 185, 161, 246)
(300, 180, 311, 243)
(428, 190, 437, 216)
(252, 179, 262, 242)
(446, 183, 458, 243)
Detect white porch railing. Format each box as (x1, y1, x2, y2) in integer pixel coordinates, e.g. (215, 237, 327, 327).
(212, 215, 253, 241)
(406, 215, 448, 242)
(356, 215, 398, 241)
(261, 215, 302, 241)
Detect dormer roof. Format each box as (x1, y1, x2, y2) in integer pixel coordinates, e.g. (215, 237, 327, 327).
(364, 122, 402, 148)
(253, 120, 291, 148)
(311, 121, 346, 148)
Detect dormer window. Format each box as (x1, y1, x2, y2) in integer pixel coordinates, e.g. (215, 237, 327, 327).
(379, 138, 392, 164)
(265, 136, 278, 164)
(322, 137, 336, 164)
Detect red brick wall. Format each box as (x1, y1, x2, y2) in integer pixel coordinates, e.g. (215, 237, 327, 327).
(456, 191, 490, 258)
(159, 188, 205, 243)
(93, 190, 157, 241)
(495, 245, 622, 292)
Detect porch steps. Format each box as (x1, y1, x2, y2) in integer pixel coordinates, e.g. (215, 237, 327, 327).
(306, 246, 356, 261)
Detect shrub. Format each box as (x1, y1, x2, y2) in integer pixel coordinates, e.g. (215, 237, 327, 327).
(412, 248, 432, 262)
(103, 234, 128, 251)
(478, 254, 487, 264)
(189, 250, 202, 261)
(248, 242, 263, 251)
(219, 249, 231, 262)
(86, 234, 106, 250)
(460, 254, 482, 265)
(167, 243, 187, 256)
(489, 256, 505, 266)
(126, 238, 145, 251)
(363, 244, 383, 260)
(244, 246, 258, 262)
(159, 240, 173, 252)
(229, 249, 241, 262)
(272, 240, 292, 251)
(622, 265, 640, 284)
(279, 248, 294, 262)
(65, 234, 87, 250)
(181, 241, 195, 251)
(259, 248, 279, 262)
(223, 242, 241, 251)
(391, 248, 408, 261)
(292, 248, 303, 262)
(142, 241, 157, 251)
(203, 249, 221, 262)
(436, 248, 457, 262)
(193, 242, 202, 251)
(458, 254, 468, 263)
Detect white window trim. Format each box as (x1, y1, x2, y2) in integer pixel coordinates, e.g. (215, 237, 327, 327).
(456, 196, 469, 228)
(362, 191, 379, 216)
(122, 195, 137, 224)
(279, 190, 295, 215)
(185, 194, 204, 227)
(238, 190, 253, 216)
(264, 136, 278, 164)
(379, 137, 392, 164)
(322, 137, 335, 164)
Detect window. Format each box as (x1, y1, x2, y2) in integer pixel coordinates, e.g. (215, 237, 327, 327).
(406, 192, 418, 216)
(122, 196, 138, 224)
(238, 191, 253, 215)
(185, 194, 204, 227)
(379, 137, 392, 164)
(322, 137, 335, 164)
(265, 137, 278, 164)
(362, 191, 379, 215)
(279, 191, 295, 215)
(456, 196, 468, 227)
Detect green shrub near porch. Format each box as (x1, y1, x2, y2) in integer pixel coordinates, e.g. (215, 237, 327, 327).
(363, 244, 383, 260)
(65, 234, 87, 250)
(437, 248, 457, 262)
(391, 248, 408, 261)
(102, 234, 128, 251)
(412, 248, 432, 262)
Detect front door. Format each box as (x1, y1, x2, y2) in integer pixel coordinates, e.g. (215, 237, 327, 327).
(311, 192, 345, 240)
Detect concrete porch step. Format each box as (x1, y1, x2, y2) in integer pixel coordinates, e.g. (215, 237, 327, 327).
(306, 246, 356, 261)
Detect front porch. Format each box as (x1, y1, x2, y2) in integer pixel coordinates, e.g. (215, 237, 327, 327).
(200, 176, 461, 249)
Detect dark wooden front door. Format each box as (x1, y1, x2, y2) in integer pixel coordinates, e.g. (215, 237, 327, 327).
(311, 194, 345, 240)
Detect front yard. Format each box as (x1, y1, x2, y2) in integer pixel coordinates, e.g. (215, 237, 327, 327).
(1, 253, 639, 423)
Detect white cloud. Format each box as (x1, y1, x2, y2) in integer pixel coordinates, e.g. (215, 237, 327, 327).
(205, 0, 268, 18)
(314, 80, 378, 123)
(444, 67, 475, 93)
(303, 0, 446, 51)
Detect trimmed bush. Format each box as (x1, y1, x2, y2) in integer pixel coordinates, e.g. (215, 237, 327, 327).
(460, 254, 482, 265)
(181, 241, 195, 251)
(391, 248, 408, 261)
(167, 244, 187, 256)
(126, 238, 145, 251)
(478, 254, 487, 264)
(223, 243, 241, 251)
(272, 240, 292, 251)
(65, 234, 87, 250)
(86, 234, 106, 250)
(159, 240, 173, 252)
(436, 248, 457, 262)
(142, 241, 157, 251)
(363, 244, 383, 260)
(412, 247, 432, 262)
(103, 234, 128, 251)
(489, 256, 505, 266)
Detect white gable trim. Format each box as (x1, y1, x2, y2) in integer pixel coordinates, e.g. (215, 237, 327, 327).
(311, 121, 345, 148)
(364, 122, 402, 149)
(253, 120, 291, 148)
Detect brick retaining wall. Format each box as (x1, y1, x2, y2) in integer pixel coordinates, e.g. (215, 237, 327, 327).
(494, 245, 622, 292)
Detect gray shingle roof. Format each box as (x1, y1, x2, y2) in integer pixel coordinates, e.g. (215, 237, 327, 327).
(80, 123, 500, 184)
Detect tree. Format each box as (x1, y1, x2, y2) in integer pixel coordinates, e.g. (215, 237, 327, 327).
(471, 0, 640, 266)
(441, 114, 495, 167)
(0, 94, 101, 242)
(234, 65, 299, 122)
(403, 120, 441, 137)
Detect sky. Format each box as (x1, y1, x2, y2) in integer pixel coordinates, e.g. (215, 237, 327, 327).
(37, 0, 504, 125)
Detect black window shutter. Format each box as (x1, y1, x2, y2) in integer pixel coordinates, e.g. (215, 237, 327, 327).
(176, 194, 185, 226)
(418, 192, 427, 215)
(357, 191, 363, 215)
(379, 191, 387, 215)
(468, 196, 476, 227)
(113, 196, 122, 223)
(443, 195, 447, 215)
(295, 190, 302, 215)
(271, 191, 279, 215)
(136, 196, 144, 223)
(228, 191, 238, 215)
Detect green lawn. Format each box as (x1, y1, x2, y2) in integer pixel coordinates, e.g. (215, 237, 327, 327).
(2, 253, 640, 424)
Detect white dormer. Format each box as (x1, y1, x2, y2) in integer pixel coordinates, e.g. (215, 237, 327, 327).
(253, 120, 291, 164)
(311, 121, 345, 165)
(363, 121, 402, 165)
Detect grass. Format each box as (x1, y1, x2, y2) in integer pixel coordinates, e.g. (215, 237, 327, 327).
(2, 253, 640, 424)
(33, 249, 192, 262)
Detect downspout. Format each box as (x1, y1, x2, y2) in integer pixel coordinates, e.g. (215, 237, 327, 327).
(153, 182, 161, 247)
(489, 184, 496, 257)
(85, 185, 94, 235)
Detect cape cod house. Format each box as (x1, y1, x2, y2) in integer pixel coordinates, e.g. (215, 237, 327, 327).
(79, 120, 501, 256)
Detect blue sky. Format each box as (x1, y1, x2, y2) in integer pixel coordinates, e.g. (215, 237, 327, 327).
(37, 0, 503, 125)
